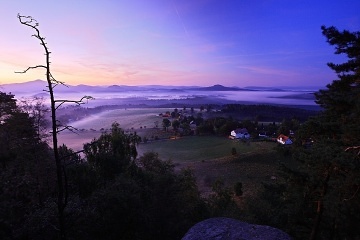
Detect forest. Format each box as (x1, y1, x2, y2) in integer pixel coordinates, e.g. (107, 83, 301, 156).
(1, 16, 360, 240)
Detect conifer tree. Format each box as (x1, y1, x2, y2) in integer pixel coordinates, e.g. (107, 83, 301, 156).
(285, 26, 360, 240)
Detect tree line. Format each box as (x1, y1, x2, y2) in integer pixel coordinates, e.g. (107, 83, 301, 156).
(159, 107, 302, 138)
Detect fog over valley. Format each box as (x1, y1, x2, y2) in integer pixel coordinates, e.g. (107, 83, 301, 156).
(0, 80, 319, 108)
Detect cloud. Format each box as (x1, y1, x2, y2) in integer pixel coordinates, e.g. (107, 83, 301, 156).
(236, 65, 298, 77)
(123, 71, 139, 77)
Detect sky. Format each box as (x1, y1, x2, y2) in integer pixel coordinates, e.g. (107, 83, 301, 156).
(0, 0, 359, 88)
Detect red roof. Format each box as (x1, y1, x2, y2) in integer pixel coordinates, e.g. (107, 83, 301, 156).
(277, 134, 289, 140)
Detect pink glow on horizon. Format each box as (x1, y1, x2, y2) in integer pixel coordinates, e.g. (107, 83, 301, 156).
(0, 1, 359, 88)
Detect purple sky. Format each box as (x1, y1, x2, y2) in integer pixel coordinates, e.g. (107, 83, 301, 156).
(0, 0, 359, 87)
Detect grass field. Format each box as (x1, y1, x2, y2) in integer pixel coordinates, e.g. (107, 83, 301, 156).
(138, 136, 282, 197)
(57, 107, 286, 198)
(137, 135, 272, 163)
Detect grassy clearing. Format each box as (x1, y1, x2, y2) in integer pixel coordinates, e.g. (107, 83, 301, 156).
(138, 137, 283, 197)
(138, 136, 273, 163)
(57, 107, 287, 199)
(191, 150, 285, 197)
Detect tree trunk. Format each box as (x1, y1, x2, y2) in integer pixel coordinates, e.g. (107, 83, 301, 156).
(309, 171, 330, 240)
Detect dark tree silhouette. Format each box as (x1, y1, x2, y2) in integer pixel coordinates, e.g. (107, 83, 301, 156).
(162, 118, 171, 131)
(0, 92, 56, 239)
(281, 26, 360, 240)
(16, 14, 92, 239)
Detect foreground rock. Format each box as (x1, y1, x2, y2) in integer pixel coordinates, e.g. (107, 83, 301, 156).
(182, 217, 292, 240)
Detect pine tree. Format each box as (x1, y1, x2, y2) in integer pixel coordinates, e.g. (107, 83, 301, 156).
(315, 26, 360, 145)
(284, 26, 360, 240)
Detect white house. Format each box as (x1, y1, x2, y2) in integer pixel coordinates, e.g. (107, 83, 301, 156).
(258, 132, 268, 138)
(230, 128, 250, 139)
(277, 134, 293, 145)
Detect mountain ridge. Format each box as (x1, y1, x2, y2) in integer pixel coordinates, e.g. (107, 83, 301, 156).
(0, 80, 320, 93)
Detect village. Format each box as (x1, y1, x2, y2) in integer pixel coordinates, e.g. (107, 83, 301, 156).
(156, 106, 297, 146)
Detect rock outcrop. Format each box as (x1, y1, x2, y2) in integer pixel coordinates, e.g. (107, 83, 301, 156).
(182, 217, 292, 240)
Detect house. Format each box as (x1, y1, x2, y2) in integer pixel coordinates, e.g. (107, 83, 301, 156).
(230, 128, 250, 139)
(258, 132, 268, 138)
(277, 134, 292, 145)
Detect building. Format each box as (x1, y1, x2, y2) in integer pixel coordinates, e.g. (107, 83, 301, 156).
(277, 134, 292, 145)
(230, 128, 250, 139)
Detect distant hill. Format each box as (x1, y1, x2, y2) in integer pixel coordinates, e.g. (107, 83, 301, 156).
(0, 80, 319, 95)
(73, 84, 105, 92)
(1, 81, 244, 93)
(105, 85, 147, 92)
(0, 79, 48, 93)
(190, 84, 245, 91)
(0, 80, 75, 93)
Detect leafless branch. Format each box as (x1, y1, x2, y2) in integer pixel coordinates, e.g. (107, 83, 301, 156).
(61, 150, 85, 163)
(345, 146, 360, 155)
(15, 65, 47, 74)
(55, 96, 94, 110)
(56, 125, 79, 134)
(49, 72, 66, 86)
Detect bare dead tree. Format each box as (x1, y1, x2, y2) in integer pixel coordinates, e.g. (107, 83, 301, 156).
(16, 14, 92, 240)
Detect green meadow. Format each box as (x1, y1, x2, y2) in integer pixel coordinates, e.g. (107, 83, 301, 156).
(137, 135, 273, 163)
(138, 136, 281, 195)
(58, 107, 285, 197)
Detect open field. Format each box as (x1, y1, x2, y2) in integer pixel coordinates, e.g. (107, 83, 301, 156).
(57, 131, 101, 151)
(70, 108, 173, 130)
(138, 136, 272, 163)
(58, 108, 174, 150)
(57, 107, 287, 198)
(138, 137, 282, 196)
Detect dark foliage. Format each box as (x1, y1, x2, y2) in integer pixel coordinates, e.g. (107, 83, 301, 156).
(256, 26, 360, 240)
(65, 129, 209, 240)
(222, 104, 319, 122)
(0, 92, 56, 239)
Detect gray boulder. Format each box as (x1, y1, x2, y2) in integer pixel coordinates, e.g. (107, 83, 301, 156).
(182, 217, 292, 240)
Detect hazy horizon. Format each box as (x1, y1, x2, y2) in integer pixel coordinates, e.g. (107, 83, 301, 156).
(0, 79, 318, 107)
(1, 1, 359, 88)
(0, 79, 324, 90)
